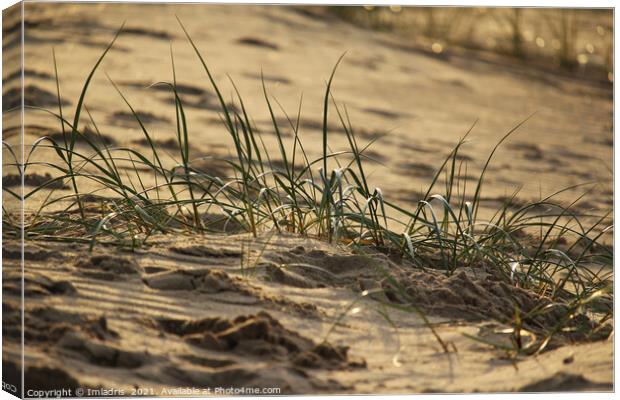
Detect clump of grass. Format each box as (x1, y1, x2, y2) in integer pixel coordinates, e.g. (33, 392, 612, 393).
(3, 21, 612, 355)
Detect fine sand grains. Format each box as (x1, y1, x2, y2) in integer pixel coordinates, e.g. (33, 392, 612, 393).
(2, 234, 612, 393)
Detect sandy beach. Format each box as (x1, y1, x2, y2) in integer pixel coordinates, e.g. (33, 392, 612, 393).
(2, 4, 613, 395)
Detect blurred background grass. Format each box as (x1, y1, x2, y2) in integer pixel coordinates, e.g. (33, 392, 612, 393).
(320, 6, 613, 83)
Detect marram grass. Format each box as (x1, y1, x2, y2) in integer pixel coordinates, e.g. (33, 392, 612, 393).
(2, 21, 612, 357)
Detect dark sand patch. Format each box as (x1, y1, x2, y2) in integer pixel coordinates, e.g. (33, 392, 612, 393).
(178, 354, 236, 368)
(2, 243, 62, 261)
(348, 55, 383, 71)
(236, 37, 279, 50)
(200, 214, 246, 233)
(121, 26, 173, 40)
(507, 142, 544, 160)
(155, 311, 363, 369)
(263, 117, 390, 141)
(362, 107, 407, 120)
(4, 274, 76, 297)
(120, 80, 221, 115)
(399, 141, 437, 154)
(3, 68, 52, 84)
(4, 124, 54, 139)
(12, 306, 118, 344)
(110, 110, 170, 125)
(156, 90, 238, 112)
(262, 246, 390, 288)
(359, 149, 387, 163)
(132, 137, 179, 150)
(265, 264, 322, 289)
(3, 172, 69, 189)
(3, 85, 70, 111)
(555, 146, 597, 161)
(401, 161, 436, 177)
(189, 158, 232, 178)
(46, 126, 117, 147)
(519, 372, 611, 392)
(243, 72, 291, 85)
(58, 331, 148, 368)
(120, 80, 207, 96)
(433, 78, 472, 90)
(144, 269, 240, 293)
(170, 244, 242, 258)
(76, 255, 141, 281)
(16, 363, 81, 393)
(2, 17, 53, 35)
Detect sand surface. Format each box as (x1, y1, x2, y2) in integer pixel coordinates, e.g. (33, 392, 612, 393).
(2, 234, 614, 394)
(2, 3, 613, 395)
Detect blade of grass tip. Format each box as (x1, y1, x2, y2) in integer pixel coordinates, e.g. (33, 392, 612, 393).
(52, 48, 68, 150)
(176, 16, 235, 132)
(471, 113, 535, 223)
(178, 17, 264, 232)
(67, 21, 125, 220)
(322, 52, 347, 182)
(292, 94, 303, 182)
(170, 43, 202, 229)
(170, 45, 184, 160)
(261, 71, 292, 179)
(273, 93, 317, 199)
